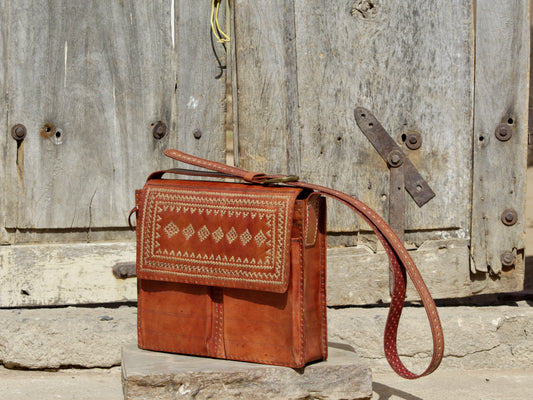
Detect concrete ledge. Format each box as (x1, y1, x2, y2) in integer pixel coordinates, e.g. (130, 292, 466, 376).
(121, 343, 372, 400)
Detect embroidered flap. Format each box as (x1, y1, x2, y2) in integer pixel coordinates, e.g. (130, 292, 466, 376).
(137, 180, 301, 293)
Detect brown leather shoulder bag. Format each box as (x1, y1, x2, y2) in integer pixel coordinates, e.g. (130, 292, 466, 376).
(131, 149, 444, 379)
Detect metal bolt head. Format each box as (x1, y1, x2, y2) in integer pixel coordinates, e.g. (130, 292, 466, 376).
(387, 149, 404, 168)
(500, 252, 515, 267)
(405, 131, 422, 150)
(11, 124, 27, 141)
(495, 123, 512, 142)
(152, 121, 167, 140)
(501, 208, 518, 226)
(193, 129, 202, 139)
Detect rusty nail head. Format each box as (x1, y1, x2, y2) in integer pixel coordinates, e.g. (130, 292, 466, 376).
(193, 129, 202, 139)
(501, 208, 518, 226)
(495, 123, 512, 142)
(405, 131, 422, 150)
(11, 124, 27, 141)
(387, 149, 404, 168)
(152, 121, 167, 140)
(500, 252, 515, 267)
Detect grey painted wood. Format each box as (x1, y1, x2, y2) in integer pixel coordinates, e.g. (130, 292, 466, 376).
(471, 0, 529, 275)
(3, 0, 225, 231)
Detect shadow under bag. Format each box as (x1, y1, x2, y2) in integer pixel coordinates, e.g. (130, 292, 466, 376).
(130, 149, 444, 379)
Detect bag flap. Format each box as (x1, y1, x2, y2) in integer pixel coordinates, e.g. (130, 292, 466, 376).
(137, 179, 302, 293)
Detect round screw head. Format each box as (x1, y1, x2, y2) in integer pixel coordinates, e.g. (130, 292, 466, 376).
(387, 149, 404, 168)
(501, 208, 518, 226)
(495, 123, 512, 142)
(11, 124, 27, 141)
(193, 129, 202, 139)
(405, 131, 422, 150)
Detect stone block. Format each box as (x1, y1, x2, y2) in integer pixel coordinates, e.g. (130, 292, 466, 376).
(121, 343, 372, 400)
(0, 306, 137, 369)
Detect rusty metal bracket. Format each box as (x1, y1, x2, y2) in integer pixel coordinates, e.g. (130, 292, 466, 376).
(354, 106, 435, 245)
(354, 107, 435, 207)
(354, 107, 435, 293)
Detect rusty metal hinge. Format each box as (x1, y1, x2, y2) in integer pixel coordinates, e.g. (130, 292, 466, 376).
(354, 107, 435, 243)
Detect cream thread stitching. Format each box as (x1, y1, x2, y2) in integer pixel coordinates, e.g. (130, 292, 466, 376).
(139, 186, 297, 290)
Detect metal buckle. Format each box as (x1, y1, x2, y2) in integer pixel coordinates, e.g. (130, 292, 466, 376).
(262, 175, 299, 184)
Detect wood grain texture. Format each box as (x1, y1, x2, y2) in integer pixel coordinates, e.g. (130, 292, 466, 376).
(3, 0, 225, 231)
(0, 242, 136, 307)
(471, 0, 529, 274)
(296, 0, 474, 234)
(0, 0, 8, 242)
(235, 1, 474, 237)
(171, 0, 226, 162)
(5, 0, 173, 229)
(234, 0, 300, 174)
(327, 239, 472, 305)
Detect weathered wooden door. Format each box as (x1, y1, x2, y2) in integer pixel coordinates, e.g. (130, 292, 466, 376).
(0, 0, 529, 307)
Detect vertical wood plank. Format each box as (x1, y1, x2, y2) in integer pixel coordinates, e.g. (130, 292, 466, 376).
(0, 0, 8, 242)
(471, 0, 530, 275)
(293, 1, 474, 234)
(233, 0, 300, 175)
(171, 0, 226, 162)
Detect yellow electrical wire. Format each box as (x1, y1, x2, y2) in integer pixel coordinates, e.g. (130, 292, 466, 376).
(211, 0, 230, 43)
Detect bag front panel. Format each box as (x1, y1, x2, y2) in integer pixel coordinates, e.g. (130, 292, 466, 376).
(137, 279, 213, 356)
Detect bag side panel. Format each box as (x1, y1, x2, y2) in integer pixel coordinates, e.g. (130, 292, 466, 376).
(303, 195, 328, 363)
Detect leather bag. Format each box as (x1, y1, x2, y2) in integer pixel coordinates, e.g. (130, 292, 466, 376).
(130, 149, 444, 379)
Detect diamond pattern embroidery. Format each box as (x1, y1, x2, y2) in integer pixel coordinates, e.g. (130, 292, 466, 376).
(240, 229, 252, 246)
(226, 227, 238, 244)
(254, 230, 267, 247)
(163, 221, 180, 238)
(212, 227, 224, 243)
(182, 224, 195, 240)
(197, 225, 210, 242)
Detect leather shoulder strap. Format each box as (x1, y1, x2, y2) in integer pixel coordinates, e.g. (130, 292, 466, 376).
(161, 149, 444, 379)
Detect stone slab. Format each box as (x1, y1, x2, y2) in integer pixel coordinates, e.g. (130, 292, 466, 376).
(121, 343, 372, 400)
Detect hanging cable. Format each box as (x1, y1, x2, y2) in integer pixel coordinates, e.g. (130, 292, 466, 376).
(210, 0, 230, 79)
(211, 0, 230, 43)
